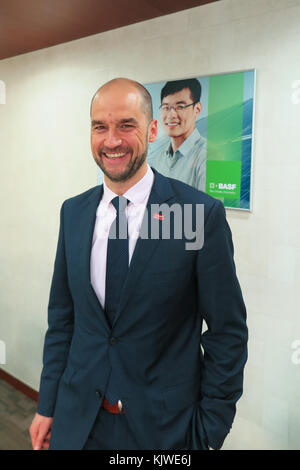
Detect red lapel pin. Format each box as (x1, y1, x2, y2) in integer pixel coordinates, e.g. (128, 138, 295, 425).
(153, 213, 164, 221)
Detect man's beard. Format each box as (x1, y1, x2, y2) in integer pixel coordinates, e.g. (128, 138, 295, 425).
(95, 145, 148, 183)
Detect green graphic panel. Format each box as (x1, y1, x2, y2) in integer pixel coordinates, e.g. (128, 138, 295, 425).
(207, 73, 244, 162)
(206, 161, 241, 200)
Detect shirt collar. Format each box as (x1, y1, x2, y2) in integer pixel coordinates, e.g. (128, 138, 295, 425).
(102, 164, 154, 207)
(167, 127, 201, 158)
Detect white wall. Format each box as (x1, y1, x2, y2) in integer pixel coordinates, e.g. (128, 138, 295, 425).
(0, 0, 300, 450)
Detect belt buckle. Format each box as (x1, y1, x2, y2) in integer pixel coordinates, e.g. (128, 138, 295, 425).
(117, 399, 123, 413)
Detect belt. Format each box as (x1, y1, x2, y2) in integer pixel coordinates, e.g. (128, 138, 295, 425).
(102, 398, 125, 414)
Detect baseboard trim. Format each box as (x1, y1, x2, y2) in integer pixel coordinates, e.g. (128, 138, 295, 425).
(0, 368, 38, 402)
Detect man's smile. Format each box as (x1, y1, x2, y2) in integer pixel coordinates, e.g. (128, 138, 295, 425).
(103, 152, 128, 159)
(165, 121, 180, 127)
(99, 148, 132, 163)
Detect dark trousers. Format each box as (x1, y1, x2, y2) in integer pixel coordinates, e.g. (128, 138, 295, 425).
(83, 407, 140, 450)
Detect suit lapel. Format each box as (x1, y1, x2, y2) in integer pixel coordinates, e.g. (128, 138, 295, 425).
(112, 170, 175, 327)
(77, 185, 112, 330)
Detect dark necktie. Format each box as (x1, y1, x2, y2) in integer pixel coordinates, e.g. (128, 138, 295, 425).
(104, 196, 129, 405)
(105, 196, 129, 327)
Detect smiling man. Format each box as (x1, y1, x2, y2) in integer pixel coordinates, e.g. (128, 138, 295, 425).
(29, 78, 247, 451)
(152, 78, 207, 192)
(90, 80, 157, 191)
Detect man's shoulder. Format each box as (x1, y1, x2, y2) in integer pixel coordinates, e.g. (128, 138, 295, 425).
(185, 128, 206, 150)
(155, 169, 220, 210)
(63, 184, 102, 209)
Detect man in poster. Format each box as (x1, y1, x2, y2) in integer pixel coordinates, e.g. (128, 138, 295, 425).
(152, 78, 206, 192)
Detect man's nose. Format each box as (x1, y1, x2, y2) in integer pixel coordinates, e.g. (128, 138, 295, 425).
(104, 130, 122, 148)
(167, 106, 178, 117)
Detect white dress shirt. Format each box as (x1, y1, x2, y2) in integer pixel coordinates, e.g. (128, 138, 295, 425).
(90, 164, 154, 310)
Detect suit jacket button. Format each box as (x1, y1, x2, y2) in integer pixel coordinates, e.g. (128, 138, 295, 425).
(110, 337, 117, 345)
(96, 390, 102, 398)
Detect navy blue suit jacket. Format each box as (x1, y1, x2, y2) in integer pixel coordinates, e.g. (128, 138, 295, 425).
(37, 169, 248, 450)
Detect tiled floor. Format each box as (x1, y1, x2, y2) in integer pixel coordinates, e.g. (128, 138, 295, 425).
(0, 379, 36, 450)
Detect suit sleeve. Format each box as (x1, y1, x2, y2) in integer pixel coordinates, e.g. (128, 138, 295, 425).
(37, 201, 74, 417)
(196, 199, 248, 450)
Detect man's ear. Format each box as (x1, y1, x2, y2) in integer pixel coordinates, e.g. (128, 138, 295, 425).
(194, 102, 202, 117)
(148, 119, 158, 143)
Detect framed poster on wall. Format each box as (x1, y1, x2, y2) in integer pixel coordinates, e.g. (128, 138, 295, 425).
(144, 70, 255, 211)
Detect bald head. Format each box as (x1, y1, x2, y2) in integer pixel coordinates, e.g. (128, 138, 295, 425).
(90, 78, 153, 123)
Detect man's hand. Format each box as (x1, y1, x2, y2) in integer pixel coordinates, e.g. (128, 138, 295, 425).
(29, 413, 53, 450)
